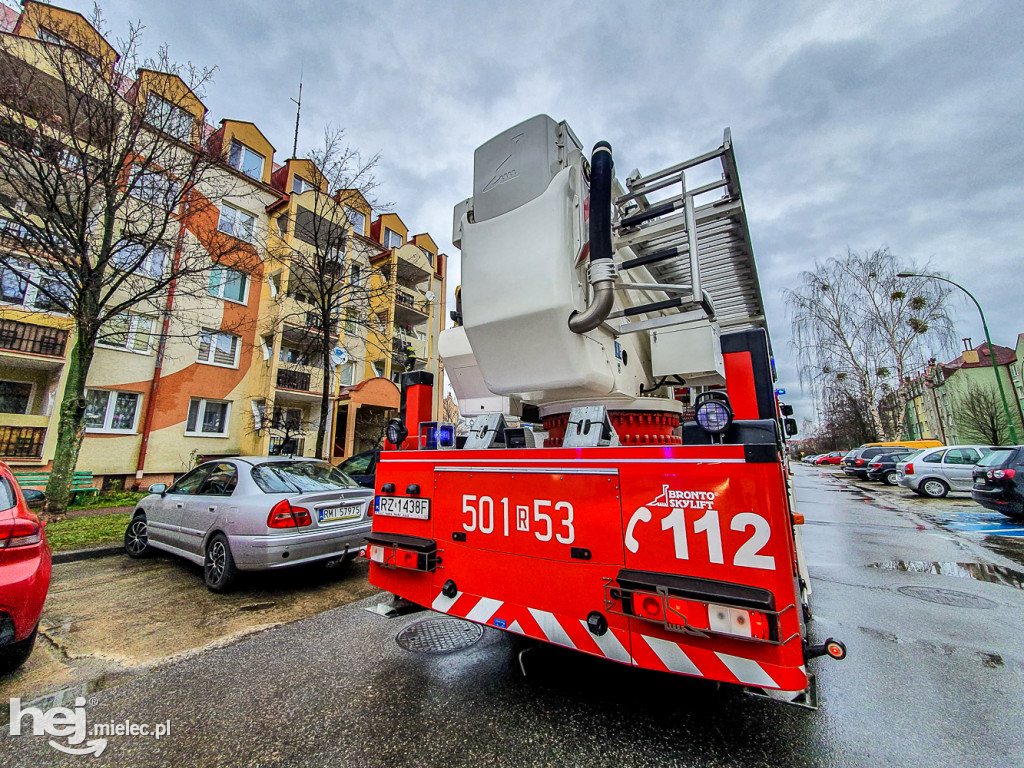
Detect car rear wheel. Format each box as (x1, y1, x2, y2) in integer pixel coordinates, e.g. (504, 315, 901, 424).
(204, 533, 238, 592)
(883, 471, 897, 486)
(0, 625, 37, 673)
(921, 479, 950, 499)
(124, 514, 151, 558)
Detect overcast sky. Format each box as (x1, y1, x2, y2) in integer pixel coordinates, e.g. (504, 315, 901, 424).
(34, 0, 1024, 421)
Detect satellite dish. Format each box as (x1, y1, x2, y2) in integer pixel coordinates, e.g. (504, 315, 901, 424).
(330, 347, 348, 367)
(425, 290, 436, 302)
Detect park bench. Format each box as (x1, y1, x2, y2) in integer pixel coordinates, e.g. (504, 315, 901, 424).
(13, 470, 99, 501)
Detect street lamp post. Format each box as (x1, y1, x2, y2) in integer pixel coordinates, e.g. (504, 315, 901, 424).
(897, 272, 1019, 444)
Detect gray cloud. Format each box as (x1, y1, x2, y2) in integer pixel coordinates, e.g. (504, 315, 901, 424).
(49, 0, 1024, 423)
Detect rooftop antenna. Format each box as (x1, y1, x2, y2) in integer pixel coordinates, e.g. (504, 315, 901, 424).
(290, 65, 303, 159)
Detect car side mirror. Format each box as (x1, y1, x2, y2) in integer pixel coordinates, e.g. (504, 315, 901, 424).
(784, 418, 798, 437)
(22, 488, 45, 506)
(148, 483, 167, 495)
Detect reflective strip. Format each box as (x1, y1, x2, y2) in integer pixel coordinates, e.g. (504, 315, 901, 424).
(715, 652, 778, 688)
(640, 635, 703, 676)
(466, 597, 503, 623)
(507, 620, 524, 634)
(579, 621, 632, 663)
(528, 608, 576, 648)
(431, 590, 462, 613)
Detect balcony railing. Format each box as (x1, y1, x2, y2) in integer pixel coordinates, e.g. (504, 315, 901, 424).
(0, 425, 46, 458)
(276, 368, 312, 391)
(0, 319, 69, 357)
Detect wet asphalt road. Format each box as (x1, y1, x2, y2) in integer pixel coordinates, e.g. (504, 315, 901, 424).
(5, 465, 1024, 767)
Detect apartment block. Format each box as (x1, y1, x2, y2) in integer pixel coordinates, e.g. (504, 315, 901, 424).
(0, 1, 446, 487)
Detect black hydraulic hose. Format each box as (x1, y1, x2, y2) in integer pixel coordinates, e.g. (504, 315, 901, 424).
(568, 141, 615, 334)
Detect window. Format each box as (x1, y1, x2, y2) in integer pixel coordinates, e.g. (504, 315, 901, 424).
(146, 93, 193, 142)
(112, 243, 167, 279)
(208, 266, 249, 303)
(419, 247, 434, 267)
(344, 309, 358, 334)
(168, 465, 214, 495)
(0, 381, 32, 414)
(279, 345, 308, 365)
(196, 462, 238, 496)
(349, 264, 361, 284)
(945, 448, 982, 465)
(384, 228, 403, 249)
(186, 398, 230, 436)
(273, 406, 304, 430)
(339, 361, 357, 387)
(292, 176, 313, 195)
(922, 450, 945, 464)
(260, 334, 273, 361)
(99, 313, 155, 353)
(227, 140, 264, 180)
(197, 329, 240, 368)
(217, 203, 255, 242)
(251, 399, 267, 430)
(84, 389, 140, 433)
(346, 207, 366, 237)
(130, 166, 181, 209)
(0, 262, 71, 313)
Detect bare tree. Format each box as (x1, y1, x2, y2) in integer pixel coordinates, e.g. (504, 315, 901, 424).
(266, 127, 390, 458)
(441, 393, 460, 424)
(248, 402, 315, 456)
(953, 381, 1012, 445)
(0, 9, 255, 518)
(786, 247, 955, 440)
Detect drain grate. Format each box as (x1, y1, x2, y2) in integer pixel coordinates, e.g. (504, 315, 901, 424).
(396, 618, 484, 654)
(897, 585, 996, 609)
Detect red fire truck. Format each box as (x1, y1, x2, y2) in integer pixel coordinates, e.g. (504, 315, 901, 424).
(367, 116, 845, 708)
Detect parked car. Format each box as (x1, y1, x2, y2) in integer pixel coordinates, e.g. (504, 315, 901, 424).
(337, 449, 380, 489)
(897, 445, 996, 498)
(845, 445, 914, 479)
(0, 461, 51, 673)
(814, 451, 847, 465)
(125, 457, 373, 591)
(971, 446, 1024, 518)
(867, 450, 923, 485)
(801, 454, 821, 464)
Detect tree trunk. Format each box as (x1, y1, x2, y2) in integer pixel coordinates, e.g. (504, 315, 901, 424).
(43, 338, 95, 522)
(314, 352, 331, 459)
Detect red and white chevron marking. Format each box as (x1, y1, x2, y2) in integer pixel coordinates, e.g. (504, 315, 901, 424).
(430, 588, 803, 691)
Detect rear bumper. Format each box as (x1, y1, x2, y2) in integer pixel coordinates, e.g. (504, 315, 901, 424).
(229, 525, 371, 570)
(0, 541, 52, 644)
(897, 474, 921, 490)
(972, 487, 1024, 515)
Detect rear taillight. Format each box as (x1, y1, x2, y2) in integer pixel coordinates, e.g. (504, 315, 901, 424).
(367, 543, 435, 572)
(870, 462, 882, 469)
(855, 459, 865, 466)
(905, 463, 914, 475)
(0, 518, 41, 548)
(267, 499, 311, 528)
(628, 591, 770, 641)
(988, 468, 1017, 480)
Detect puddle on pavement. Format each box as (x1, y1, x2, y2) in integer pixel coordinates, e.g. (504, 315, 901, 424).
(870, 560, 1024, 589)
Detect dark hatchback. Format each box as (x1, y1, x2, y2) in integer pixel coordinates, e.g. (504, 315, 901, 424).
(866, 450, 919, 485)
(972, 446, 1024, 518)
(845, 446, 912, 479)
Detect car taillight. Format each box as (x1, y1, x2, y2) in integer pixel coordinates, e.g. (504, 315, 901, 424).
(870, 462, 882, 469)
(855, 459, 865, 466)
(988, 468, 1017, 480)
(905, 463, 914, 475)
(267, 499, 312, 528)
(0, 518, 41, 548)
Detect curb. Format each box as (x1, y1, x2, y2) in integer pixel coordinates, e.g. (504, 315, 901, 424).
(52, 545, 124, 564)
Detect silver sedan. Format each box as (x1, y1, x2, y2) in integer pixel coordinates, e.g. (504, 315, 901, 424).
(124, 457, 373, 591)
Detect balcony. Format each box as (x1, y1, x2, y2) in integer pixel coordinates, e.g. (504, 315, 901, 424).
(394, 287, 429, 328)
(0, 319, 69, 358)
(276, 368, 312, 391)
(0, 424, 46, 459)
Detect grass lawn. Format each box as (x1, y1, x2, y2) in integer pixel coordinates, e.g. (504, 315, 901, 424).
(68, 490, 146, 511)
(46, 511, 130, 552)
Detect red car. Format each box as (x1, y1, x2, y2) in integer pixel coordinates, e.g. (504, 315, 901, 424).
(814, 451, 847, 465)
(0, 461, 51, 673)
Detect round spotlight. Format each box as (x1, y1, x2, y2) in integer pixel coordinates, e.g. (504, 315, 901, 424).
(695, 398, 733, 435)
(386, 418, 408, 447)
